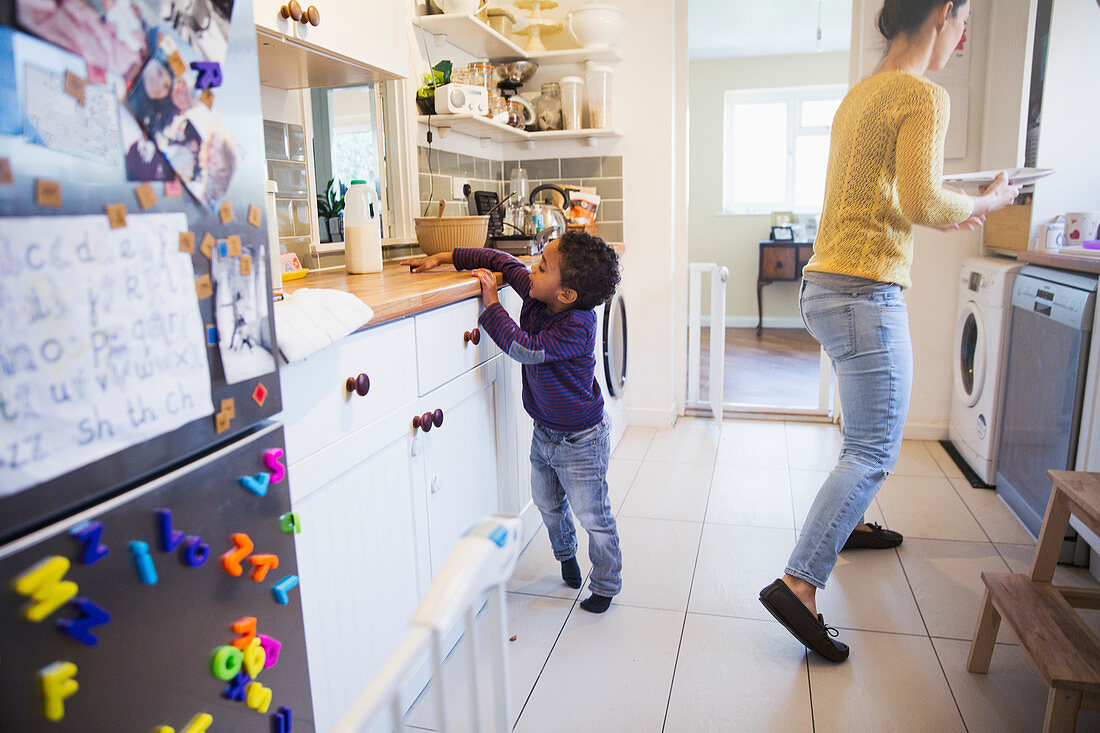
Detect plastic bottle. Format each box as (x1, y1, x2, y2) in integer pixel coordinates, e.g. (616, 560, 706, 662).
(344, 179, 382, 274)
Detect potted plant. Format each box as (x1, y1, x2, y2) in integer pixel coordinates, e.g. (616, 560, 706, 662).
(317, 178, 345, 242)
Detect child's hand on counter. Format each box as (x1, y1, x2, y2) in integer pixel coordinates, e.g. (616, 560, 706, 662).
(401, 255, 444, 272)
(472, 268, 499, 308)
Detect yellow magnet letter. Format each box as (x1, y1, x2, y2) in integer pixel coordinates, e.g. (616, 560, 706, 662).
(39, 661, 78, 721)
(13, 556, 78, 622)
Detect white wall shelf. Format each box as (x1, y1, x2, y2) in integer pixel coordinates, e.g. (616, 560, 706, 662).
(418, 113, 620, 147)
(414, 13, 621, 66)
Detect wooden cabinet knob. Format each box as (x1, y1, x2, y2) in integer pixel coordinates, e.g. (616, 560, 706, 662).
(413, 412, 434, 433)
(464, 328, 481, 345)
(280, 0, 302, 21)
(345, 373, 369, 396)
(305, 5, 320, 25)
(432, 408, 444, 428)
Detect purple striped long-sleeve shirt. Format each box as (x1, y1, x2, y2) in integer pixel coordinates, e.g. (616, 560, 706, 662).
(453, 247, 604, 433)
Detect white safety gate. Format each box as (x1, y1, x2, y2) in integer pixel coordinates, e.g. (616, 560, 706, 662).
(687, 263, 730, 423)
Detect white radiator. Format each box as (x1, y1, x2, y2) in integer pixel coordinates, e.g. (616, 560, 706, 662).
(687, 263, 729, 422)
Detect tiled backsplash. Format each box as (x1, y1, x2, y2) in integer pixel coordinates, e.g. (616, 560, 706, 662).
(263, 119, 313, 267)
(418, 147, 624, 246)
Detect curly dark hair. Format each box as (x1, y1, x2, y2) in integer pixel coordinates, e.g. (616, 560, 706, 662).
(555, 230, 621, 310)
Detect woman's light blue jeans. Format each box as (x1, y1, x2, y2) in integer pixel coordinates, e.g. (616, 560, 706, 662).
(785, 279, 913, 589)
(530, 413, 623, 597)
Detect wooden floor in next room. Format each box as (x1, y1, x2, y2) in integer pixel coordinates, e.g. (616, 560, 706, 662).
(699, 327, 821, 409)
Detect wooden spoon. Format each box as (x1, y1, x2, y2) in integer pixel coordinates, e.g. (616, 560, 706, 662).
(437, 198, 445, 217)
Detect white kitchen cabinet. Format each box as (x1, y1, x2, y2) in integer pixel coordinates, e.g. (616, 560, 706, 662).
(257, 0, 408, 79)
(288, 405, 429, 732)
(414, 296, 501, 395)
(417, 356, 505, 575)
(499, 287, 536, 522)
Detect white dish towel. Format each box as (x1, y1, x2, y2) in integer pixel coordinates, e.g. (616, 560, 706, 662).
(273, 288, 375, 363)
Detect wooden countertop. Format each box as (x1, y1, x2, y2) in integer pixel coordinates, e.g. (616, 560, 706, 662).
(1017, 250, 1100, 275)
(279, 260, 514, 326)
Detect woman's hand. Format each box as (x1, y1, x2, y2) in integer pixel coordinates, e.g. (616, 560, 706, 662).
(472, 268, 499, 307)
(929, 214, 986, 232)
(401, 255, 442, 272)
(971, 172, 1020, 218)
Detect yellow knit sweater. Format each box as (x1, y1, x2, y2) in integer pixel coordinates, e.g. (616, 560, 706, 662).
(803, 71, 973, 289)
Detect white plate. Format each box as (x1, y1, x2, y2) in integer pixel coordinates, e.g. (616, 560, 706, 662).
(1057, 245, 1100, 257)
(942, 167, 1054, 187)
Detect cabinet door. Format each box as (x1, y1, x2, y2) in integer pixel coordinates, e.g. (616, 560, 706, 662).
(289, 406, 427, 732)
(292, 0, 408, 79)
(254, 0, 298, 35)
(419, 358, 503, 575)
(500, 287, 534, 517)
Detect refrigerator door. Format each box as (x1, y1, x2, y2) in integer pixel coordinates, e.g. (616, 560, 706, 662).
(0, 423, 315, 732)
(0, 0, 282, 544)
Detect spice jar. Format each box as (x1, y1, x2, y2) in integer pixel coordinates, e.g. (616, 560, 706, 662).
(489, 94, 510, 124)
(507, 100, 526, 128)
(534, 82, 562, 131)
(466, 62, 495, 93)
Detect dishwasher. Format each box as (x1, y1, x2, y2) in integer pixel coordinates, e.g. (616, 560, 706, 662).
(996, 265, 1097, 536)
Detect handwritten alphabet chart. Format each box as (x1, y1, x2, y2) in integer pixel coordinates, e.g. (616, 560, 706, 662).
(0, 213, 214, 496)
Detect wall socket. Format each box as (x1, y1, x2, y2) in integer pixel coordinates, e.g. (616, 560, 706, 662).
(451, 178, 470, 199)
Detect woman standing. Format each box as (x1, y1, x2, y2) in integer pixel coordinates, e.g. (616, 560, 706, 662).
(758, 0, 1019, 663)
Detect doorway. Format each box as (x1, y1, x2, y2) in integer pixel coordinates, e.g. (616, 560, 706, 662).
(685, 0, 852, 417)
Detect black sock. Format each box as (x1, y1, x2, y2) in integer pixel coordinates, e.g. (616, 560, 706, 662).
(560, 557, 581, 589)
(580, 594, 612, 614)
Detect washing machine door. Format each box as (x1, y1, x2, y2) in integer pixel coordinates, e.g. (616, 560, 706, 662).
(603, 292, 627, 397)
(953, 301, 987, 408)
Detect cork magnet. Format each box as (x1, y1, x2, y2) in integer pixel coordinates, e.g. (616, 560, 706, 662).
(106, 204, 127, 229)
(35, 179, 62, 208)
(219, 201, 234, 224)
(0, 158, 12, 185)
(200, 233, 216, 259)
(201, 89, 215, 108)
(63, 71, 87, 106)
(247, 205, 262, 227)
(195, 274, 213, 300)
(167, 51, 186, 77)
(165, 179, 182, 197)
(240, 255, 252, 275)
(134, 182, 157, 210)
(179, 232, 195, 253)
(220, 398, 236, 419)
(226, 235, 241, 257)
(215, 410, 231, 434)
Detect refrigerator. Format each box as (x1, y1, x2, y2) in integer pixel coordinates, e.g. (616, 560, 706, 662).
(0, 0, 316, 729)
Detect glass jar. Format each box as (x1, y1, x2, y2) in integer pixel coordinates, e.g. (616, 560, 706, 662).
(534, 82, 562, 131)
(451, 67, 470, 85)
(507, 100, 525, 128)
(467, 62, 495, 92)
(489, 94, 510, 123)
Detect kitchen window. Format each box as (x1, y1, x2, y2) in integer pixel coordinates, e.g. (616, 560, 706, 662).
(722, 85, 846, 214)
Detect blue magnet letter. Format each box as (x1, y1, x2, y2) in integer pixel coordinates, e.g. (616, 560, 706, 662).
(182, 536, 211, 567)
(128, 541, 157, 585)
(272, 575, 299, 605)
(191, 61, 223, 89)
(70, 521, 109, 565)
(156, 509, 185, 553)
(56, 598, 111, 647)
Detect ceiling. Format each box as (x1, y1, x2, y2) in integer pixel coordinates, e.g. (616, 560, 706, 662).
(688, 0, 853, 59)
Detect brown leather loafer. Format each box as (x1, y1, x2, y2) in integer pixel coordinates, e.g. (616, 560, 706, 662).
(759, 579, 849, 663)
(843, 522, 903, 550)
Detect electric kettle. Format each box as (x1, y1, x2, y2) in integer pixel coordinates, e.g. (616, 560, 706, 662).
(523, 184, 572, 247)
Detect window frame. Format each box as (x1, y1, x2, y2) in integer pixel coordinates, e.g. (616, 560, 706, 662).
(721, 84, 847, 215)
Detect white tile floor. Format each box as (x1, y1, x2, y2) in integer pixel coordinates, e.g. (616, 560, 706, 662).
(407, 419, 1100, 732)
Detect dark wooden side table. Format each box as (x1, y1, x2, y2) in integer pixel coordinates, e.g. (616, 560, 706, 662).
(757, 241, 814, 335)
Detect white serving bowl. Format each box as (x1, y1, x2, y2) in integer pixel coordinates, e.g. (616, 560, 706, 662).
(566, 3, 624, 48)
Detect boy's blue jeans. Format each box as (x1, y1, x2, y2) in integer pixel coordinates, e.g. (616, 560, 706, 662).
(785, 279, 912, 589)
(530, 413, 623, 597)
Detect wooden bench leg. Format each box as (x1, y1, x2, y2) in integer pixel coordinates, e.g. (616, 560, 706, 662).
(1031, 490, 1072, 583)
(967, 588, 1001, 673)
(1043, 688, 1082, 733)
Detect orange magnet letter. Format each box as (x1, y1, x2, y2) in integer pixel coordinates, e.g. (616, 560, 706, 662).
(231, 615, 256, 650)
(220, 533, 253, 577)
(248, 553, 279, 582)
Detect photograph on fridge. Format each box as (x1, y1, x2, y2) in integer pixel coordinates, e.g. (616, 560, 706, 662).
(160, 0, 236, 64)
(120, 108, 174, 180)
(211, 242, 276, 384)
(14, 0, 146, 79)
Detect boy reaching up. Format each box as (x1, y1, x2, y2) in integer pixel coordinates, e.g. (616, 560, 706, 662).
(402, 232, 623, 613)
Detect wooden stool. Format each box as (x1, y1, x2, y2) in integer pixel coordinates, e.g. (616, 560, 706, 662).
(967, 470, 1100, 732)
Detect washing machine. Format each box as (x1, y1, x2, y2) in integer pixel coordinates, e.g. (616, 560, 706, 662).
(594, 291, 628, 451)
(948, 256, 1023, 484)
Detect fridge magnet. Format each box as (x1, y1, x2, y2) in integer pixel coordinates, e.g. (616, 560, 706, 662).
(214, 409, 231, 433)
(134, 181, 157, 209)
(271, 574, 299, 605)
(166, 50, 187, 77)
(56, 598, 111, 646)
(24, 62, 122, 165)
(0, 214, 214, 496)
(247, 204, 262, 227)
(245, 681, 273, 713)
(182, 536, 211, 567)
(121, 112, 173, 182)
(70, 520, 110, 564)
(13, 556, 78, 621)
(179, 231, 195, 253)
(220, 532, 253, 576)
(258, 634, 282, 667)
(62, 70, 86, 106)
(128, 540, 158, 585)
(278, 513, 300, 534)
(0, 157, 13, 184)
(38, 661, 79, 722)
(222, 670, 250, 701)
(219, 199, 234, 223)
(201, 232, 215, 258)
(210, 645, 244, 679)
(238, 472, 270, 496)
(206, 324, 218, 345)
(35, 177, 62, 207)
(226, 234, 241, 257)
(195, 273, 213, 299)
(262, 448, 285, 483)
(240, 254, 252, 275)
(231, 615, 257, 649)
(156, 508, 185, 552)
(161, 0, 236, 65)
(251, 382, 267, 406)
(274, 706, 292, 733)
(217, 239, 228, 259)
(211, 243, 277, 384)
(201, 88, 214, 108)
(192, 60, 222, 89)
(105, 203, 127, 229)
(165, 178, 182, 196)
(220, 397, 235, 418)
(248, 554, 278, 582)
